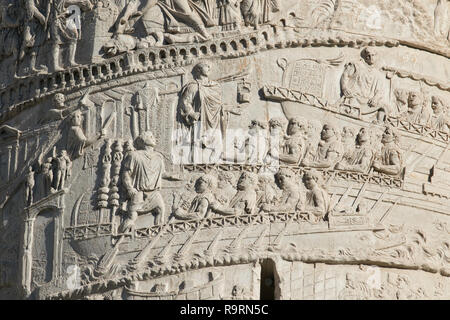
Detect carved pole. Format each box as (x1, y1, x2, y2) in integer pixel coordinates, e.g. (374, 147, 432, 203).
(20, 216, 35, 297)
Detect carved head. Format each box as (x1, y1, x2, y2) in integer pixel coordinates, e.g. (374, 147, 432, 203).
(248, 120, 267, 135)
(268, 118, 285, 136)
(275, 168, 295, 189)
(381, 126, 398, 144)
(195, 174, 217, 193)
(237, 172, 257, 190)
(258, 172, 274, 185)
(134, 131, 156, 149)
(46, 157, 53, 164)
(431, 96, 445, 114)
(217, 171, 235, 188)
(361, 47, 376, 66)
(287, 116, 307, 135)
(320, 123, 337, 141)
(59, 150, 67, 157)
(342, 126, 355, 141)
(356, 128, 369, 144)
(407, 91, 423, 109)
(113, 140, 124, 152)
(71, 110, 83, 126)
(303, 170, 322, 190)
(124, 139, 134, 153)
(192, 62, 211, 79)
(53, 93, 65, 109)
(394, 88, 408, 105)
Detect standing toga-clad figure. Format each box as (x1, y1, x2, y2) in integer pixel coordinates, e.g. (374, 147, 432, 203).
(177, 62, 226, 164)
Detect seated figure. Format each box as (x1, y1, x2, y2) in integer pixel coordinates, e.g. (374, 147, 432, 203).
(212, 172, 258, 216)
(335, 127, 374, 173)
(301, 123, 343, 169)
(372, 126, 403, 176)
(260, 168, 304, 213)
(341, 126, 357, 159)
(224, 120, 267, 164)
(264, 118, 286, 168)
(172, 174, 217, 220)
(429, 96, 449, 133)
(278, 116, 307, 165)
(398, 91, 431, 125)
(340, 47, 387, 122)
(256, 173, 278, 207)
(301, 170, 330, 222)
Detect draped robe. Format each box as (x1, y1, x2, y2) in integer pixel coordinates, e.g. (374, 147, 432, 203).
(177, 78, 225, 163)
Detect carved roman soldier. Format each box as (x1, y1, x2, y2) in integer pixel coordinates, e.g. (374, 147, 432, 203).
(120, 131, 166, 232)
(301, 123, 343, 169)
(212, 172, 258, 216)
(302, 170, 330, 222)
(335, 127, 374, 173)
(429, 96, 449, 132)
(398, 91, 431, 125)
(172, 173, 217, 220)
(260, 168, 304, 213)
(372, 126, 403, 176)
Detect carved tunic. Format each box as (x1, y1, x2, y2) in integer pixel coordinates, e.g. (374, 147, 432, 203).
(276, 184, 304, 212)
(227, 188, 257, 215)
(49, 0, 78, 44)
(429, 112, 449, 132)
(176, 192, 216, 220)
(67, 125, 87, 159)
(378, 144, 402, 175)
(340, 61, 383, 110)
(179, 78, 224, 162)
(240, 0, 278, 26)
(158, 0, 215, 32)
(309, 138, 342, 166)
(339, 144, 374, 173)
(282, 132, 306, 164)
(123, 150, 164, 192)
(399, 107, 431, 125)
(305, 187, 330, 216)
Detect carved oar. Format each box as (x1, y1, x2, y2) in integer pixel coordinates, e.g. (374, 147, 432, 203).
(272, 212, 297, 247)
(406, 143, 435, 176)
(131, 217, 174, 269)
(331, 184, 353, 212)
(435, 140, 450, 168)
(251, 225, 269, 249)
(351, 175, 371, 211)
(205, 230, 223, 257)
(155, 234, 176, 264)
(368, 188, 389, 215)
(176, 219, 209, 260)
(95, 235, 124, 276)
(378, 196, 402, 224)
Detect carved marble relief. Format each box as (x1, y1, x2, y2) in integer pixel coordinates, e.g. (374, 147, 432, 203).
(0, 0, 449, 300)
